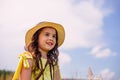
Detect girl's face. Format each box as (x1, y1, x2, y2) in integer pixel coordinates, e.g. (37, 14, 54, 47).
(38, 27, 57, 53)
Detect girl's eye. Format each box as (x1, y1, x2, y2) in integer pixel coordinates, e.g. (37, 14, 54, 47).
(53, 35, 56, 38)
(45, 33, 49, 36)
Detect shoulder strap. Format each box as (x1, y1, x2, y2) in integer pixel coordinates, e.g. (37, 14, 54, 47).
(35, 58, 49, 80)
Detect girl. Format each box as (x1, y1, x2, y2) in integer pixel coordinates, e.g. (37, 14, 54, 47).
(12, 21, 65, 80)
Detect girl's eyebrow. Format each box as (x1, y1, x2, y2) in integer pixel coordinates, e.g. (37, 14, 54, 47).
(44, 31, 50, 34)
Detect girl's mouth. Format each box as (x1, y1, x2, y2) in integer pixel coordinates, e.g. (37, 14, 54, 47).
(46, 42, 53, 46)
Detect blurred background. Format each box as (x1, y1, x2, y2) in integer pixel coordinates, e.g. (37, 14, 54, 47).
(0, 0, 120, 80)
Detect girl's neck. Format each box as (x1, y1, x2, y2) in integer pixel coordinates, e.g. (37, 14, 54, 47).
(41, 53, 47, 59)
(39, 49, 48, 59)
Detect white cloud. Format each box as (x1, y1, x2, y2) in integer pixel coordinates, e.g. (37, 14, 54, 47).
(91, 45, 117, 58)
(100, 68, 115, 80)
(58, 52, 71, 67)
(61, 0, 112, 49)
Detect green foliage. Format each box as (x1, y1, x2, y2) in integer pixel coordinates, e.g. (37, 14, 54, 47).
(0, 70, 14, 80)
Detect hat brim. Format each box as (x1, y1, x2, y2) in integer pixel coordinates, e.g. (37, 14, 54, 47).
(25, 21, 65, 47)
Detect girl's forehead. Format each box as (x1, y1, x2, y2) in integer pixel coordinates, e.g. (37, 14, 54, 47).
(41, 27, 56, 33)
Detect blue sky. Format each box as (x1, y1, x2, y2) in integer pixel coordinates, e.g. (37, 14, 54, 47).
(0, 0, 120, 80)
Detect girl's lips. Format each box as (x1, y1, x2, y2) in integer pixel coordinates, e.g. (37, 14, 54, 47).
(46, 42, 53, 46)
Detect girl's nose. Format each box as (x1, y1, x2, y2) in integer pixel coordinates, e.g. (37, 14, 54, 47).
(49, 36, 53, 40)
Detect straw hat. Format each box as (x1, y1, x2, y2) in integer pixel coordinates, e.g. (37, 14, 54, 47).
(25, 21, 65, 47)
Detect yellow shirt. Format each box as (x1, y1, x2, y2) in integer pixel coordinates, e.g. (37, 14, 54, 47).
(31, 57, 54, 80)
(12, 52, 59, 80)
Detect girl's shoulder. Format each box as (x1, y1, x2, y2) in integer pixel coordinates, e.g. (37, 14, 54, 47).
(18, 51, 33, 69)
(18, 51, 33, 59)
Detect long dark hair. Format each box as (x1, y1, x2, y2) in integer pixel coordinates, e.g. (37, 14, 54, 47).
(27, 27, 59, 80)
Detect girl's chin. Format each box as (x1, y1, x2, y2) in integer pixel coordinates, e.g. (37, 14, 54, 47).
(45, 48, 53, 51)
(46, 46, 54, 50)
